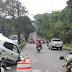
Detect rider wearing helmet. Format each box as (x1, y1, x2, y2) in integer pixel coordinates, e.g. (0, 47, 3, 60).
(36, 40, 42, 50)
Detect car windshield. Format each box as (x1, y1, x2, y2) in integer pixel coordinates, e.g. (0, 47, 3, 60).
(53, 40, 60, 41)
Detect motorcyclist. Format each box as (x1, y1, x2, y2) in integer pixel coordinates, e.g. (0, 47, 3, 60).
(36, 40, 42, 50)
(46, 40, 49, 43)
(38, 40, 41, 45)
(46, 40, 49, 46)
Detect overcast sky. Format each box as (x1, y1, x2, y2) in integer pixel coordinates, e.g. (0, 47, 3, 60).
(19, 0, 68, 20)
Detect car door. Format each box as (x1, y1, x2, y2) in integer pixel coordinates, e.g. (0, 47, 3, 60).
(11, 44, 19, 62)
(3, 42, 19, 62)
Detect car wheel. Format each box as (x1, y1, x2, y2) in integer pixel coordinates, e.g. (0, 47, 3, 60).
(60, 47, 62, 50)
(49, 46, 50, 49)
(2, 58, 7, 70)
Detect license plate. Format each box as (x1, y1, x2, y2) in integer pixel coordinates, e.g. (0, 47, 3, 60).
(38, 48, 40, 49)
(56, 44, 59, 46)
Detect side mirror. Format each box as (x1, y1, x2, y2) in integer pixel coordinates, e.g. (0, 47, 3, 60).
(60, 56, 65, 60)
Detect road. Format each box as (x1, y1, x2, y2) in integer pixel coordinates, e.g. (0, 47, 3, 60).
(5, 43, 70, 72)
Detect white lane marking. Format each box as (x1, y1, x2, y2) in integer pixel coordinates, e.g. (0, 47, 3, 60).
(58, 71, 61, 72)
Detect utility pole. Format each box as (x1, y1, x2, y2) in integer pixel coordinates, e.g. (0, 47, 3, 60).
(51, 0, 54, 38)
(52, 11, 54, 38)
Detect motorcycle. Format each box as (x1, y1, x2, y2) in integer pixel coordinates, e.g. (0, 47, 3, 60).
(63, 63, 72, 72)
(60, 56, 72, 72)
(68, 63, 72, 72)
(36, 45, 42, 53)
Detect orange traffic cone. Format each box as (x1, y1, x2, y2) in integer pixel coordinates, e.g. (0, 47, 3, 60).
(25, 54, 30, 62)
(25, 54, 28, 58)
(17, 54, 32, 72)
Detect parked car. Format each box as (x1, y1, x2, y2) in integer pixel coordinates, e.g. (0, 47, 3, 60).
(0, 34, 24, 66)
(10, 35, 18, 44)
(49, 38, 63, 50)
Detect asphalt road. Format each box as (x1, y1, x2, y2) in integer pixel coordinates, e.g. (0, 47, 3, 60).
(5, 43, 70, 72)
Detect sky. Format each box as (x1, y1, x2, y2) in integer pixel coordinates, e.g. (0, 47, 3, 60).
(19, 0, 68, 20)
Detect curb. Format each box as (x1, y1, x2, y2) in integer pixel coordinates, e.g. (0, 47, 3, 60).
(63, 47, 72, 51)
(20, 44, 26, 50)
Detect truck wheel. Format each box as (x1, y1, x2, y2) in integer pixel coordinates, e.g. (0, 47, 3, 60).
(57, 48, 58, 50)
(60, 47, 62, 50)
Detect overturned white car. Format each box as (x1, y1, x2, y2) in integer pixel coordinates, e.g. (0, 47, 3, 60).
(0, 34, 24, 69)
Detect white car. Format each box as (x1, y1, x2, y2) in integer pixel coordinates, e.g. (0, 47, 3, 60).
(10, 35, 18, 44)
(49, 38, 63, 50)
(0, 34, 23, 65)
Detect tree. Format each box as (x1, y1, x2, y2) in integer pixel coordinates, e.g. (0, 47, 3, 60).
(0, 0, 28, 19)
(34, 8, 72, 43)
(67, 0, 72, 8)
(0, 0, 35, 43)
(16, 16, 35, 41)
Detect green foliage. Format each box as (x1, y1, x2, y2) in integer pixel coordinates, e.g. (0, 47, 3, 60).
(63, 44, 72, 48)
(18, 42, 25, 48)
(34, 0, 72, 44)
(67, 0, 72, 8)
(0, 0, 35, 43)
(16, 16, 35, 41)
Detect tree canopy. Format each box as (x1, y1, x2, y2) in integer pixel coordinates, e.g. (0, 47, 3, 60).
(34, 0, 72, 44)
(0, 0, 35, 43)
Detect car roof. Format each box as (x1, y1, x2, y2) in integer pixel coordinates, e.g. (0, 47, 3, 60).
(52, 38, 60, 40)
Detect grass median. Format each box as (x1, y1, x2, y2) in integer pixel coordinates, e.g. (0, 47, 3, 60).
(63, 44, 72, 48)
(18, 42, 26, 48)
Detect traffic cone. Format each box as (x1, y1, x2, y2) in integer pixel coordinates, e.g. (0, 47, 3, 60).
(17, 54, 32, 72)
(25, 54, 28, 58)
(25, 54, 30, 62)
(23, 58, 26, 62)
